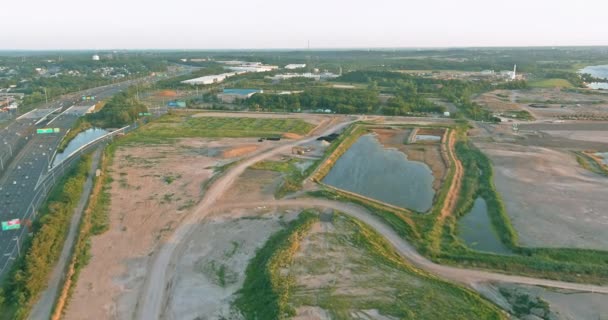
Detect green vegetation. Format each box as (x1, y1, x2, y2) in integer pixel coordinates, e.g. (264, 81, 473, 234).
(499, 288, 551, 319)
(251, 159, 318, 198)
(0, 156, 92, 320)
(57, 118, 93, 153)
(312, 124, 367, 181)
(529, 78, 574, 88)
(574, 151, 608, 176)
(288, 213, 505, 319)
(87, 88, 148, 127)
(234, 210, 319, 319)
(121, 113, 315, 144)
(247, 87, 379, 113)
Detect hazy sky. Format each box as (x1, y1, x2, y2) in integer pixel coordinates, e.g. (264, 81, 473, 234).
(1, 0, 607, 49)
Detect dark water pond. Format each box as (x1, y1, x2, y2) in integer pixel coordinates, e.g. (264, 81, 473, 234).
(323, 134, 434, 212)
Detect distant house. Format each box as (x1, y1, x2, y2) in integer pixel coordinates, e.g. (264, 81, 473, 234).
(167, 100, 187, 108)
(218, 89, 263, 103)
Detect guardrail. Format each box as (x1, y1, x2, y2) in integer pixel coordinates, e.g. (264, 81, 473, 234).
(49, 124, 133, 170)
(0, 123, 137, 275)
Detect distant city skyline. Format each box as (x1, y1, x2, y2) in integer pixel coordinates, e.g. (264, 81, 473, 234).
(1, 0, 606, 50)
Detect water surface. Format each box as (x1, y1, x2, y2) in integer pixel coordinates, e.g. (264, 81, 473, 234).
(323, 134, 434, 212)
(457, 197, 511, 255)
(595, 152, 608, 165)
(580, 65, 608, 89)
(53, 128, 109, 166)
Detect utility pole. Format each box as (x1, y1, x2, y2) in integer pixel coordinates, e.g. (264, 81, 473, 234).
(44, 88, 49, 104)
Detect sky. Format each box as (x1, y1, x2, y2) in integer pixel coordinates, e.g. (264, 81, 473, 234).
(1, 0, 607, 50)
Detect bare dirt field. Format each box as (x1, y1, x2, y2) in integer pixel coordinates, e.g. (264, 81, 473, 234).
(477, 142, 608, 250)
(164, 206, 302, 320)
(63, 138, 262, 320)
(219, 168, 283, 203)
(373, 128, 447, 190)
(477, 282, 608, 320)
(475, 89, 608, 121)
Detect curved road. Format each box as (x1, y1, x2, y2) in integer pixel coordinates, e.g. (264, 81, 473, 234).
(136, 118, 608, 320)
(216, 199, 608, 295)
(135, 118, 357, 320)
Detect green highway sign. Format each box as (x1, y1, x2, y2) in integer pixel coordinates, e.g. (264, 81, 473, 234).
(138, 112, 152, 116)
(37, 128, 60, 134)
(2, 219, 21, 231)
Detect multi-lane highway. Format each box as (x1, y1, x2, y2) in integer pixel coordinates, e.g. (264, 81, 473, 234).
(0, 70, 186, 278)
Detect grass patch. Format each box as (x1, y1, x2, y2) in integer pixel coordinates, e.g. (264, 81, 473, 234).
(287, 213, 506, 319)
(575, 151, 608, 176)
(529, 78, 574, 88)
(119, 112, 315, 144)
(234, 210, 319, 319)
(251, 159, 317, 199)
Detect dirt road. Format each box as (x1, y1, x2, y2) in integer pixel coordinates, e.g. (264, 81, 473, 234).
(135, 118, 357, 320)
(215, 199, 608, 295)
(137, 116, 608, 320)
(28, 147, 103, 320)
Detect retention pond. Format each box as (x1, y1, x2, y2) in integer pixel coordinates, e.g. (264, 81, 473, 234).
(53, 128, 109, 166)
(323, 134, 434, 212)
(457, 197, 511, 255)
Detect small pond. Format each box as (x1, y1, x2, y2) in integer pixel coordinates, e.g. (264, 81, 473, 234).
(53, 128, 109, 166)
(323, 134, 435, 212)
(415, 135, 441, 142)
(457, 197, 512, 255)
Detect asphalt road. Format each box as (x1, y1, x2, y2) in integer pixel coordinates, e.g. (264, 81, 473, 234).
(0, 75, 167, 279)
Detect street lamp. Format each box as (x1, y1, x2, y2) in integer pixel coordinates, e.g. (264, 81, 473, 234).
(3, 141, 12, 156)
(13, 236, 20, 257)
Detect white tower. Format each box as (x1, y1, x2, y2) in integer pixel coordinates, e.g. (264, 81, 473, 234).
(512, 64, 517, 80)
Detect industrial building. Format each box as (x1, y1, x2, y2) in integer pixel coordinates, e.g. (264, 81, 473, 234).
(181, 72, 243, 85)
(218, 88, 262, 103)
(267, 72, 339, 81)
(284, 64, 306, 70)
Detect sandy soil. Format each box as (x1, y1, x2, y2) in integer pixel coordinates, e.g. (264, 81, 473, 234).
(478, 142, 608, 249)
(63, 139, 247, 320)
(477, 282, 608, 320)
(222, 145, 259, 158)
(164, 207, 300, 320)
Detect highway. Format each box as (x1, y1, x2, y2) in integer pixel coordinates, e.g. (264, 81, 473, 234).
(0, 71, 183, 279)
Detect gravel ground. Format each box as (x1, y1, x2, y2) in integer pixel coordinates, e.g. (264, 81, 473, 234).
(478, 142, 608, 250)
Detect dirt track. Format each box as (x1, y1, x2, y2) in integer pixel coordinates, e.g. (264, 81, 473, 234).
(134, 118, 357, 320)
(216, 199, 608, 295)
(136, 117, 608, 320)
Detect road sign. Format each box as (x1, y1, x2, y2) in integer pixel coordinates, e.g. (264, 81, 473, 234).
(2, 219, 21, 231)
(37, 128, 60, 134)
(138, 112, 151, 116)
